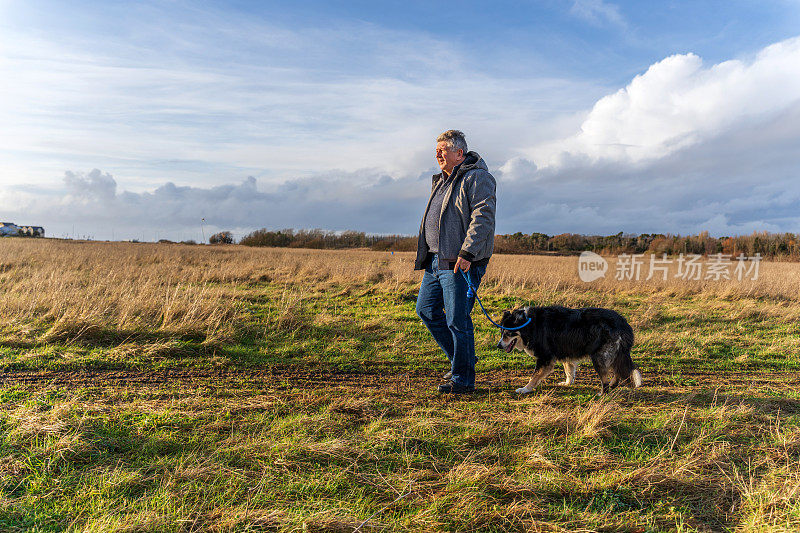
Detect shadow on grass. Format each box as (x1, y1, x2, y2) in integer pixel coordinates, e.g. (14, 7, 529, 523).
(628, 387, 800, 415)
(1, 318, 399, 372)
(1, 326, 207, 350)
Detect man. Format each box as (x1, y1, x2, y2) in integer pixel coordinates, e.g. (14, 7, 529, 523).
(415, 130, 497, 393)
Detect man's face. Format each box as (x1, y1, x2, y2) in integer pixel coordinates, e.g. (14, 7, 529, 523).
(435, 141, 464, 174)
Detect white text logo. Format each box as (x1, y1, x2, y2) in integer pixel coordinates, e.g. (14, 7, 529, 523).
(578, 251, 608, 282)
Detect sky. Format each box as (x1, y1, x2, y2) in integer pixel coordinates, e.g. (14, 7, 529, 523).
(1, 0, 800, 241)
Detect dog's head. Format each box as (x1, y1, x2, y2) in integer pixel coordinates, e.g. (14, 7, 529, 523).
(496, 307, 531, 353)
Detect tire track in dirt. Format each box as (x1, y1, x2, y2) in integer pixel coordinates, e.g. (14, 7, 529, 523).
(2, 367, 800, 391)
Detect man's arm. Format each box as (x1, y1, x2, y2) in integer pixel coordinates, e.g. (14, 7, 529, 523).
(455, 170, 496, 271)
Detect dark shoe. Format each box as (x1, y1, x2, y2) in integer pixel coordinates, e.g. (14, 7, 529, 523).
(438, 382, 475, 394)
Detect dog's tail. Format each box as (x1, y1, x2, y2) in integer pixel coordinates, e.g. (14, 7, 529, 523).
(631, 368, 643, 388)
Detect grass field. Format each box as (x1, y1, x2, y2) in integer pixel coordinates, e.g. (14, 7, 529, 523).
(1, 239, 799, 532)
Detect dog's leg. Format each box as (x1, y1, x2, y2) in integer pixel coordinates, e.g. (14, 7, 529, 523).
(595, 368, 613, 396)
(516, 362, 555, 394)
(558, 361, 577, 385)
(591, 337, 628, 395)
(590, 355, 614, 396)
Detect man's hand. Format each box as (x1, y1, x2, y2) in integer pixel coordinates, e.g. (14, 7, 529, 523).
(454, 256, 471, 273)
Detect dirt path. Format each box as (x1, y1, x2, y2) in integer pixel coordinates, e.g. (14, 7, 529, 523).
(3, 366, 800, 391)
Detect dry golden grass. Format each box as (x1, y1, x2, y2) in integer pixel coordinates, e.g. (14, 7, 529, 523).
(2, 238, 800, 343)
(0, 240, 252, 342)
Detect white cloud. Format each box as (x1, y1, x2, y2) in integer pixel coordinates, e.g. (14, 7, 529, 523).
(536, 36, 800, 166)
(0, 8, 600, 190)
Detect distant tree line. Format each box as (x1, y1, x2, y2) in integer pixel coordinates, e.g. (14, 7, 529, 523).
(492, 230, 800, 258)
(239, 228, 416, 251)
(237, 228, 800, 259)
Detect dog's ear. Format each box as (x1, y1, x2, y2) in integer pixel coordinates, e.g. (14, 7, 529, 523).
(513, 308, 526, 323)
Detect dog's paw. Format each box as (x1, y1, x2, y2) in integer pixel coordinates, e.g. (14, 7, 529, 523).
(515, 387, 532, 394)
(557, 381, 572, 386)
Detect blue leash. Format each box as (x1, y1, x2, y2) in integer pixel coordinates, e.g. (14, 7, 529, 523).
(460, 269, 532, 331)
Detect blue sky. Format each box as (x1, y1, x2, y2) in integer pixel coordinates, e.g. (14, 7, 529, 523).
(2, 0, 800, 241)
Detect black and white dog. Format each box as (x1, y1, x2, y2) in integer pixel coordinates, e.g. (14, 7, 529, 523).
(497, 306, 642, 395)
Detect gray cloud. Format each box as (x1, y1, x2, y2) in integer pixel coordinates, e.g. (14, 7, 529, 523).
(64, 169, 117, 200)
(5, 35, 800, 241)
(498, 101, 800, 236)
(9, 99, 800, 242)
(5, 170, 430, 241)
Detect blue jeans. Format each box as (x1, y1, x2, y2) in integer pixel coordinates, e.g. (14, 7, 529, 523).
(416, 255, 486, 388)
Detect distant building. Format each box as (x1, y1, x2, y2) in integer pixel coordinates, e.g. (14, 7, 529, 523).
(0, 222, 18, 236)
(19, 226, 45, 237)
(0, 222, 45, 237)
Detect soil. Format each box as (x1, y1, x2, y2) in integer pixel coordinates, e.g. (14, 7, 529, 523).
(2, 366, 799, 392)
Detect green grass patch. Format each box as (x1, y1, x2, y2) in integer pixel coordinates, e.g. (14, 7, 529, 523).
(2, 278, 800, 530)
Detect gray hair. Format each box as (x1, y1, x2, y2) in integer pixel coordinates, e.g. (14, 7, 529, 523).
(437, 130, 468, 154)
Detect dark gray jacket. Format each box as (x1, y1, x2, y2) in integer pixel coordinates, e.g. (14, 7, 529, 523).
(414, 151, 496, 270)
